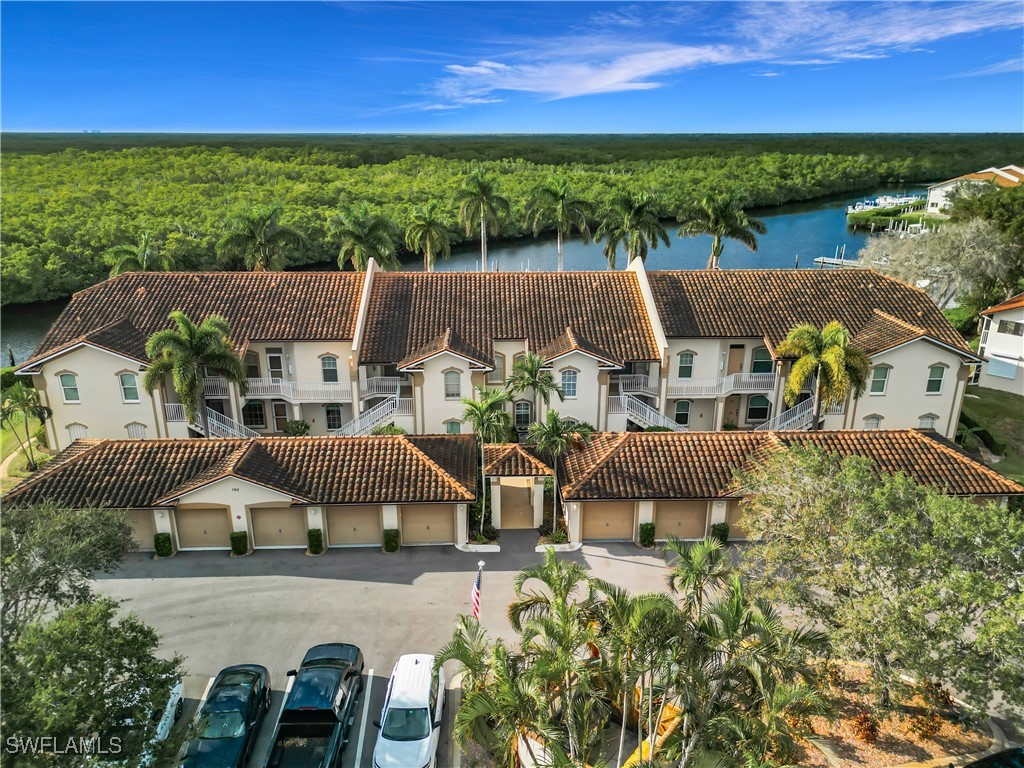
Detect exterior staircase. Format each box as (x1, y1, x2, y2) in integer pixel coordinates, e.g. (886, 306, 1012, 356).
(331, 397, 413, 437)
(753, 398, 814, 431)
(621, 393, 686, 432)
(189, 407, 261, 438)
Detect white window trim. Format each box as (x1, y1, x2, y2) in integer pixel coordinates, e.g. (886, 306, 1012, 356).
(918, 413, 940, 430)
(514, 400, 532, 429)
(443, 369, 463, 401)
(444, 419, 462, 434)
(869, 365, 891, 396)
(241, 401, 267, 429)
(117, 371, 141, 403)
(674, 399, 691, 426)
(57, 371, 81, 404)
(746, 395, 771, 423)
(67, 422, 88, 440)
(676, 350, 696, 379)
(560, 368, 579, 400)
(750, 347, 774, 375)
(320, 354, 340, 384)
(863, 414, 883, 430)
(325, 403, 343, 431)
(487, 353, 506, 384)
(125, 422, 147, 440)
(925, 363, 947, 395)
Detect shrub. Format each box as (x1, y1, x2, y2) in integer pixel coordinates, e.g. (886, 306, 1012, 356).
(33, 423, 48, 449)
(638, 522, 656, 548)
(943, 306, 979, 338)
(549, 528, 568, 544)
(482, 523, 499, 542)
(230, 531, 248, 555)
(722, 421, 738, 431)
(307, 527, 324, 555)
(710, 522, 729, 545)
(537, 521, 553, 537)
(370, 423, 406, 435)
(0, 367, 32, 391)
(154, 532, 173, 557)
(909, 712, 942, 739)
(851, 712, 879, 743)
(383, 528, 400, 552)
(283, 419, 310, 437)
(644, 426, 673, 432)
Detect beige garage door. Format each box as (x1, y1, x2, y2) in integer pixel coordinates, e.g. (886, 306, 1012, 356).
(582, 502, 635, 541)
(500, 479, 534, 529)
(252, 507, 308, 548)
(655, 501, 708, 540)
(726, 502, 748, 540)
(127, 510, 156, 551)
(402, 504, 455, 545)
(175, 507, 232, 550)
(327, 505, 382, 546)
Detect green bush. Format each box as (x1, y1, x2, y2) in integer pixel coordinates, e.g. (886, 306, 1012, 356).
(543, 476, 554, 500)
(549, 528, 568, 544)
(283, 419, 310, 437)
(307, 527, 324, 555)
(722, 422, 738, 431)
(0, 367, 32, 391)
(710, 522, 730, 545)
(230, 531, 248, 555)
(154, 532, 173, 557)
(959, 411, 1007, 454)
(644, 426, 673, 433)
(943, 306, 979, 338)
(638, 522, 656, 548)
(33, 423, 48, 449)
(383, 528, 400, 553)
(370, 423, 407, 435)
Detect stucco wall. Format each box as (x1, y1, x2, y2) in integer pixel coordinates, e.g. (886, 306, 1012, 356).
(977, 308, 1024, 395)
(550, 352, 603, 426)
(418, 352, 478, 433)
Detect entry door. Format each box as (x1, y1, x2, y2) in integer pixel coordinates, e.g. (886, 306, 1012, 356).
(266, 348, 285, 380)
(723, 395, 740, 426)
(726, 345, 745, 375)
(272, 401, 289, 432)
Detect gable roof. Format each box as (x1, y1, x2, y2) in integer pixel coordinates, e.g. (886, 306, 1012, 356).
(851, 310, 929, 355)
(536, 327, 623, 367)
(397, 328, 493, 370)
(19, 272, 366, 371)
(359, 272, 661, 365)
(560, 430, 1022, 500)
(930, 165, 1024, 189)
(3, 435, 478, 509)
(646, 269, 975, 358)
(981, 292, 1024, 316)
(483, 443, 553, 476)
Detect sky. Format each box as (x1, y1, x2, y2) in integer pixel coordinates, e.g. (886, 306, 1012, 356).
(2, 1, 1022, 133)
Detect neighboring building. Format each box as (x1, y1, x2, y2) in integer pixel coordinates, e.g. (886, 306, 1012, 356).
(976, 292, 1024, 394)
(17, 260, 979, 450)
(926, 165, 1023, 214)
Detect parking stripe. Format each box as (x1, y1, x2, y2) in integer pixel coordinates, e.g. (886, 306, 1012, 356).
(354, 669, 374, 768)
(193, 676, 216, 723)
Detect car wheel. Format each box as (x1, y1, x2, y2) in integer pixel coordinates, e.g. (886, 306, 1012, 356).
(174, 698, 184, 721)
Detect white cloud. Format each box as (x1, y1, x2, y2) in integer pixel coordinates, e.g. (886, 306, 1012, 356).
(753, 71, 782, 78)
(947, 56, 1024, 78)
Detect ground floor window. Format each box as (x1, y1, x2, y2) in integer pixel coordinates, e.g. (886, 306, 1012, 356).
(242, 400, 266, 429)
(67, 423, 88, 441)
(864, 414, 882, 430)
(918, 414, 938, 430)
(326, 404, 343, 430)
(674, 400, 690, 426)
(746, 395, 771, 422)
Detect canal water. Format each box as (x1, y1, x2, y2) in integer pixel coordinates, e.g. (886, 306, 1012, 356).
(0, 186, 922, 365)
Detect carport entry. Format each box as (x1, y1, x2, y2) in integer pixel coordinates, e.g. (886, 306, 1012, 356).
(127, 509, 156, 551)
(327, 505, 382, 547)
(654, 500, 708, 540)
(174, 506, 232, 550)
(582, 501, 635, 541)
(251, 506, 308, 549)
(401, 504, 455, 545)
(499, 478, 534, 529)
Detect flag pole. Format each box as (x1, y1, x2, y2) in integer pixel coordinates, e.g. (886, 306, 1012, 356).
(471, 560, 485, 620)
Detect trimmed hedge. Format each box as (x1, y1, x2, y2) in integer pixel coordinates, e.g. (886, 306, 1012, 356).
(308, 527, 324, 555)
(710, 522, 729, 546)
(638, 522, 656, 548)
(383, 528, 400, 553)
(230, 531, 248, 555)
(154, 532, 173, 557)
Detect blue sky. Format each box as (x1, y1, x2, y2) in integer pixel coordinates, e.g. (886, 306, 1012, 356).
(2, 1, 1022, 133)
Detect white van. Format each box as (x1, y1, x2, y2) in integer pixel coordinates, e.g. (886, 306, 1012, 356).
(373, 654, 446, 768)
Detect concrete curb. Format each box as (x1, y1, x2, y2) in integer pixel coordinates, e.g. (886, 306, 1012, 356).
(448, 670, 463, 768)
(456, 543, 500, 553)
(535, 542, 582, 553)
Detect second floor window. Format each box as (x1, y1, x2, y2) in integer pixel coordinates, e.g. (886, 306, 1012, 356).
(325, 404, 343, 430)
(321, 356, 339, 383)
(444, 371, 461, 400)
(751, 347, 773, 374)
(59, 373, 80, 403)
(119, 373, 140, 402)
(677, 352, 694, 379)
(926, 365, 945, 394)
(267, 349, 285, 380)
(515, 401, 532, 429)
(241, 400, 266, 429)
(869, 366, 889, 394)
(997, 319, 1023, 337)
(561, 369, 577, 398)
(244, 352, 260, 379)
(488, 353, 506, 384)
(674, 400, 690, 426)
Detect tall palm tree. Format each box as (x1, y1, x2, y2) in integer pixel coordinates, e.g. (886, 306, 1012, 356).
(777, 321, 870, 431)
(142, 311, 248, 438)
(217, 204, 305, 272)
(462, 387, 513, 538)
(595, 191, 669, 269)
(404, 204, 453, 272)
(508, 547, 594, 631)
(525, 177, 593, 272)
(675, 195, 767, 270)
(664, 536, 731, 613)
(456, 169, 510, 273)
(333, 203, 400, 271)
(1, 383, 52, 470)
(103, 233, 174, 277)
(504, 352, 563, 421)
(526, 411, 593, 528)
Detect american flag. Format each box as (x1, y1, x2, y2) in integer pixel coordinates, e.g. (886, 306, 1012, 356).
(471, 562, 484, 620)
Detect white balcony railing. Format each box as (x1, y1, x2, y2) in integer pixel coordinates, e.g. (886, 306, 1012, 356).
(621, 393, 686, 432)
(362, 376, 402, 399)
(332, 397, 413, 437)
(203, 378, 230, 397)
(667, 372, 776, 398)
(164, 403, 186, 422)
(617, 374, 659, 398)
(608, 396, 627, 414)
(163, 403, 260, 438)
(245, 377, 352, 403)
(754, 398, 814, 432)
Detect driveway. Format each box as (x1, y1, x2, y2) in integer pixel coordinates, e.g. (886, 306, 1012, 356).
(95, 530, 669, 766)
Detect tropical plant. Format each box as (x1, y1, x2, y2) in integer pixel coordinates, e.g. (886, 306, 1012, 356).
(462, 387, 513, 539)
(370, 423, 407, 436)
(141, 311, 248, 437)
(504, 351, 563, 419)
(526, 411, 593, 526)
(404, 204, 453, 272)
(675, 194, 767, 270)
(663, 536, 731, 613)
(456, 169, 510, 272)
(0, 383, 51, 470)
(103, 232, 175, 277)
(333, 202, 400, 271)
(525, 177, 593, 272)
(595, 191, 669, 269)
(216, 204, 305, 272)
(508, 547, 594, 632)
(777, 321, 870, 430)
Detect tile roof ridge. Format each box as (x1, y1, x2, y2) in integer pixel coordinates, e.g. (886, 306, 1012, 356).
(871, 309, 925, 336)
(399, 435, 475, 500)
(3, 439, 109, 498)
(483, 443, 516, 473)
(506, 443, 554, 474)
(562, 432, 630, 496)
(907, 429, 1024, 493)
(153, 441, 253, 503)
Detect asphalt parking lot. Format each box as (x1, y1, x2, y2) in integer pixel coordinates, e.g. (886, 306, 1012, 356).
(95, 531, 670, 767)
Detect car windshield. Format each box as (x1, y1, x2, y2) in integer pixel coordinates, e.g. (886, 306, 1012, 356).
(196, 711, 245, 739)
(381, 707, 431, 742)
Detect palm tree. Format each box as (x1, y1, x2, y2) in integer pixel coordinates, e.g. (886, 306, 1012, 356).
(435, 615, 492, 693)
(1, 383, 52, 470)
(663, 536, 731, 613)
(776, 321, 870, 431)
(217, 204, 305, 272)
(142, 311, 248, 438)
(456, 169, 510, 273)
(404, 204, 453, 272)
(505, 351, 563, 421)
(508, 547, 594, 631)
(333, 203, 400, 271)
(526, 411, 593, 528)
(595, 191, 669, 269)
(675, 195, 767, 270)
(525, 177, 593, 272)
(103, 232, 174, 277)
(462, 387, 513, 539)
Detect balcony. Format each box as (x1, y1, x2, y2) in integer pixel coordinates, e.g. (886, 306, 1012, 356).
(201, 377, 353, 403)
(164, 403, 186, 422)
(667, 372, 776, 398)
(616, 374, 659, 398)
(362, 376, 402, 399)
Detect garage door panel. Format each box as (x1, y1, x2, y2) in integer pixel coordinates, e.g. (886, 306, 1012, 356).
(127, 510, 156, 552)
(327, 505, 382, 546)
(582, 502, 634, 541)
(655, 501, 708, 540)
(402, 504, 455, 545)
(176, 507, 231, 549)
(252, 507, 308, 548)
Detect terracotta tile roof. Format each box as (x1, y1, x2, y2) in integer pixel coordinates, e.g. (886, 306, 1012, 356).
(646, 269, 974, 358)
(21, 272, 365, 370)
(3, 435, 478, 509)
(560, 430, 1023, 500)
(484, 444, 553, 476)
(536, 327, 622, 367)
(953, 171, 1023, 188)
(981, 292, 1024, 316)
(360, 272, 660, 365)
(851, 310, 927, 355)
(397, 328, 493, 370)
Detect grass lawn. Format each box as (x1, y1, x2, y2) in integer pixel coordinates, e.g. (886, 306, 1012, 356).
(962, 386, 1024, 484)
(0, 446, 53, 495)
(1, 412, 41, 462)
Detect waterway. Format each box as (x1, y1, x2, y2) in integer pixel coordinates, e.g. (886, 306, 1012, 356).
(0, 185, 922, 365)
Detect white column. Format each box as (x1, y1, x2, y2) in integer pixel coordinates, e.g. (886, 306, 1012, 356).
(489, 478, 502, 529)
(382, 504, 399, 531)
(306, 506, 324, 539)
(567, 501, 582, 544)
(456, 503, 468, 546)
(532, 481, 545, 528)
(709, 500, 728, 526)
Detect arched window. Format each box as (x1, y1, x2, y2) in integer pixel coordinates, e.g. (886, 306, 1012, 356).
(67, 423, 88, 441)
(445, 420, 461, 434)
(677, 352, 695, 379)
(747, 395, 771, 422)
(488, 353, 506, 384)
(918, 413, 938, 430)
(321, 355, 339, 383)
(58, 372, 80, 403)
(564, 417, 579, 426)
(863, 414, 882, 430)
(561, 369, 578, 398)
(118, 372, 140, 403)
(125, 422, 147, 440)
(751, 347, 773, 374)
(674, 400, 691, 426)
(869, 365, 891, 395)
(325, 404, 343, 430)
(515, 401, 532, 429)
(444, 371, 461, 400)
(926, 364, 946, 394)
